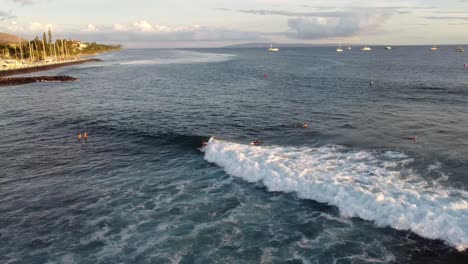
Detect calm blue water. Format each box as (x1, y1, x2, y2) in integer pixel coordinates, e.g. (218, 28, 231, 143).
(1, 47, 467, 263)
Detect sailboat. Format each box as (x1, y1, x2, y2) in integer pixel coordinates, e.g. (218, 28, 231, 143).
(268, 44, 279, 52)
(336, 41, 343, 53)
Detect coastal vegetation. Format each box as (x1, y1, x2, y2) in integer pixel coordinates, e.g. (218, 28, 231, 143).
(0, 29, 118, 84)
(0, 28, 121, 67)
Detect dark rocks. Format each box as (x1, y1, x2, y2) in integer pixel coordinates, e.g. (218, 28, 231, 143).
(0, 76, 78, 86)
(0, 58, 102, 86)
(0, 59, 102, 78)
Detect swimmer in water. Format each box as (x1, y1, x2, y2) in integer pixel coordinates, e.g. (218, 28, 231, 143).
(83, 132, 88, 141)
(302, 122, 309, 128)
(402, 136, 417, 142)
(264, 73, 268, 78)
(77, 132, 82, 141)
(369, 81, 374, 85)
(251, 140, 262, 146)
(202, 140, 208, 147)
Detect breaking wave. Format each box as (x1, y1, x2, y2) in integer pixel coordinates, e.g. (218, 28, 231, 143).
(203, 138, 468, 251)
(121, 50, 235, 65)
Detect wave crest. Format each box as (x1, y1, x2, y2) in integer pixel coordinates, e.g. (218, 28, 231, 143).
(121, 51, 235, 65)
(204, 138, 467, 251)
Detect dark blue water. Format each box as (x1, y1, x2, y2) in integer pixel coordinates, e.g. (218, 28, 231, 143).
(1, 47, 467, 263)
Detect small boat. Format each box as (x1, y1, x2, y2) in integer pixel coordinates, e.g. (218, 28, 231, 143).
(268, 44, 279, 52)
(430, 46, 438, 51)
(347, 46, 352, 50)
(385, 46, 392, 50)
(456, 47, 464, 52)
(362, 46, 372, 51)
(336, 41, 343, 53)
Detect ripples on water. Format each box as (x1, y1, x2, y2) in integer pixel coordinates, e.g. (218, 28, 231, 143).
(0, 47, 467, 263)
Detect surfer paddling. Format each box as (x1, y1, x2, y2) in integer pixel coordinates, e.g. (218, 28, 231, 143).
(250, 140, 262, 146)
(402, 136, 417, 142)
(295, 122, 309, 128)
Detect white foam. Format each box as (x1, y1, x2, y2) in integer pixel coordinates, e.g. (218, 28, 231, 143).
(121, 50, 235, 65)
(204, 138, 468, 251)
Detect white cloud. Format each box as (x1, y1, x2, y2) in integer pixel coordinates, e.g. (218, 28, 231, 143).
(133, 20, 154, 32)
(29, 21, 43, 31)
(130, 20, 202, 33)
(286, 8, 395, 39)
(7, 21, 24, 31)
(83, 24, 99, 32)
(27, 22, 54, 32)
(113, 23, 127, 31)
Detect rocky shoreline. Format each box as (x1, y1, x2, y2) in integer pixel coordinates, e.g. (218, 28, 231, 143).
(0, 76, 78, 86)
(0, 58, 102, 86)
(0, 58, 102, 78)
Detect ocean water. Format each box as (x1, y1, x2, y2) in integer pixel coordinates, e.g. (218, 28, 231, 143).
(0, 47, 467, 263)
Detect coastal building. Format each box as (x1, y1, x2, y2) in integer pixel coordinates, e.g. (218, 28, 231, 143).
(72, 40, 88, 50)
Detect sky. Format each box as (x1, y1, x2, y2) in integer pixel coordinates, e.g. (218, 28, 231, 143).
(1, 0, 468, 47)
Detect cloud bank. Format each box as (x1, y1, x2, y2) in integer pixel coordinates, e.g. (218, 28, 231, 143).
(0, 11, 15, 21)
(286, 9, 395, 39)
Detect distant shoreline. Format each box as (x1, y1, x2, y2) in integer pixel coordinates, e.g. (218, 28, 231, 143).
(0, 59, 103, 78)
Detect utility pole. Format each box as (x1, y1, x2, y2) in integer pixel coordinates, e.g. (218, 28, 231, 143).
(18, 37, 24, 61)
(42, 38, 47, 60)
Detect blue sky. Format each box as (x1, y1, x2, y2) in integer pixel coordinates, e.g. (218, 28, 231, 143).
(1, 0, 468, 47)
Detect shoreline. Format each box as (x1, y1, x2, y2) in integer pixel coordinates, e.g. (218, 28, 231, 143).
(0, 58, 103, 78)
(0, 76, 78, 86)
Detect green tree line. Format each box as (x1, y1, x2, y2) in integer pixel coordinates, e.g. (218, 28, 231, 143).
(1, 28, 121, 61)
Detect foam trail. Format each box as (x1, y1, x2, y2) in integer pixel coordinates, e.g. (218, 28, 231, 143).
(204, 138, 468, 251)
(121, 51, 235, 65)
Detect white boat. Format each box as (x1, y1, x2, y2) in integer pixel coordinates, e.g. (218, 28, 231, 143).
(430, 46, 438, 51)
(456, 47, 464, 52)
(268, 44, 279, 52)
(362, 46, 372, 51)
(336, 41, 343, 52)
(385, 46, 392, 50)
(347, 46, 352, 50)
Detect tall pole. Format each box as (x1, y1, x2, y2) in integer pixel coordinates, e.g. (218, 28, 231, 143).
(29, 41, 33, 62)
(53, 43, 56, 58)
(65, 40, 69, 59)
(61, 40, 65, 60)
(42, 38, 47, 60)
(36, 41, 40, 60)
(18, 37, 24, 61)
